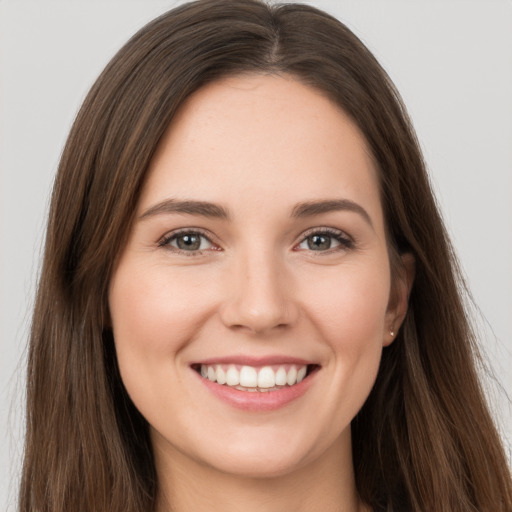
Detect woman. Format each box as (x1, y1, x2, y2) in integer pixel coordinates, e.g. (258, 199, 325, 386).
(19, 1, 512, 511)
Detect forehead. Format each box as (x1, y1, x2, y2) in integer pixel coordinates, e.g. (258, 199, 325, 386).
(140, 74, 382, 228)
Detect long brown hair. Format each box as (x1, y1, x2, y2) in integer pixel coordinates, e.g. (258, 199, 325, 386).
(20, 1, 512, 511)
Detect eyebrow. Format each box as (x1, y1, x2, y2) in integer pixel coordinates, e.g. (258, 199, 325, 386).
(291, 199, 373, 228)
(139, 197, 373, 227)
(139, 199, 230, 220)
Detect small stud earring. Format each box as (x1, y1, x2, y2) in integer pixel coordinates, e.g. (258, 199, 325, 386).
(390, 330, 395, 337)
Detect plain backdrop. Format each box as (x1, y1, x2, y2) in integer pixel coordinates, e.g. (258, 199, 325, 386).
(1, 0, 511, 509)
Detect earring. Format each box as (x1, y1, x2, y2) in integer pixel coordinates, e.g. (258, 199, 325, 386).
(390, 329, 395, 337)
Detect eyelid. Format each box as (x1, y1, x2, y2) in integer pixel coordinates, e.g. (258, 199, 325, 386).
(157, 225, 354, 255)
(158, 227, 221, 255)
(294, 226, 354, 252)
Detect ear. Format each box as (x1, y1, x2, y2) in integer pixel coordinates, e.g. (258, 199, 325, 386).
(384, 252, 415, 346)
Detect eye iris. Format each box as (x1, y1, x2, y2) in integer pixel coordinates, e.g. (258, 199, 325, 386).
(177, 234, 201, 250)
(307, 234, 331, 251)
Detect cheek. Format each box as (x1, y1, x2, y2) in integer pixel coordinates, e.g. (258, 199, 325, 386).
(302, 260, 391, 348)
(109, 263, 212, 356)
(108, 261, 214, 422)
(306, 265, 390, 422)
(304, 260, 389, 391)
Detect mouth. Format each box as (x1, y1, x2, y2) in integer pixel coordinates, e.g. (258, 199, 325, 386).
(191, 362, 320, 393)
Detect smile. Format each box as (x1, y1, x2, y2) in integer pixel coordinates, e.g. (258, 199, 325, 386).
(191, 360, 319, 411)
(196, 363, 309, 391)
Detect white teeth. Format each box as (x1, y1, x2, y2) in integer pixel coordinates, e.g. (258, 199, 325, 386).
(216, 365, 226, 385)
(226, 365, 240, 386)
(239, 366, 258, 387)
(297, 366, 307, 383)
(286, 366, 297, 386)
(257, 366, 275, 388)
(198, 363, 310, 390)
(275, 366, 287, 386)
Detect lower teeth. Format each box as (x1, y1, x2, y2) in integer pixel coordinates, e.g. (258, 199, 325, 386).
(233, 385, 285, 392)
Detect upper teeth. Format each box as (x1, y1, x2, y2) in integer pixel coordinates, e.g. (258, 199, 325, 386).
(200, 364, 308, 390)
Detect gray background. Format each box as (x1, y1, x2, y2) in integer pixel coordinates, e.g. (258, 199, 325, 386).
(1, 1, 511, 509)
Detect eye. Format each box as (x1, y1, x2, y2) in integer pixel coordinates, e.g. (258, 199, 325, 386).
(159, 230, 216, 254)
(296, 228, 353, 252)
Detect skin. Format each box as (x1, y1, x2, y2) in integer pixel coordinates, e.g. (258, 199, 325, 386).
(108, 74, 413, 512)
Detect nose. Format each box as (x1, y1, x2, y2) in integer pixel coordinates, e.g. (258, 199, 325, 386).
(219, 250, 299, 335)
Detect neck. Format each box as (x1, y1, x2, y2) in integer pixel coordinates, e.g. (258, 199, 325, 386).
(153, 431, 368, 512)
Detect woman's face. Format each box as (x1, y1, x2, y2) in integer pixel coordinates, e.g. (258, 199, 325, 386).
(108, 74, 408, 478)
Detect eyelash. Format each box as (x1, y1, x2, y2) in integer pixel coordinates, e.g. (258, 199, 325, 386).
(295, 227, 354, 254)
(158, 228, 218, 256)
(157, 227, 354, 256)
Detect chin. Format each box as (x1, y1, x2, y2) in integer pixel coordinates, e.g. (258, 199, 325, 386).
(203, 445, 312, 479)
(181, 422, 346, 480)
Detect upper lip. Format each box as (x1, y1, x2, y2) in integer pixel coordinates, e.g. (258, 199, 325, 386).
(191, 355, 317, 367)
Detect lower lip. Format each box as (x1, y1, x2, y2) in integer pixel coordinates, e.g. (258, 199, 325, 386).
(193, 369, 317, 412)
